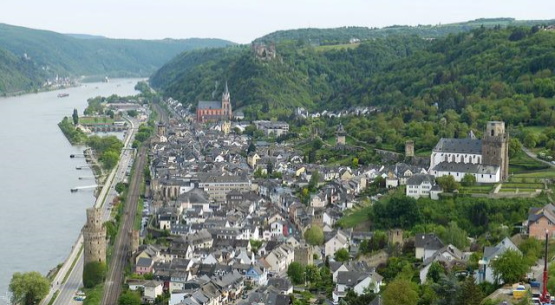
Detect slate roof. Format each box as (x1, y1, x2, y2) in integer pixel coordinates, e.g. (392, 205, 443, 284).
(137, 257, 153, 268)
(406, 174, 435, 186)
(197, 101, 222, 110)
(484, 237, 520, 260)
(415, 233, 444, 250)
(528, 204, 555, 224)
(433, 138, 482, 154)
(431, 162, 499, 175)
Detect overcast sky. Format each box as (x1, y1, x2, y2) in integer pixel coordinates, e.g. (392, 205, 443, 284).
(1, 0, 554, 43)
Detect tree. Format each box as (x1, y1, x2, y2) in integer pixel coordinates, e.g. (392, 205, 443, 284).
(115, 182, 127, 194)
(247, 142, 256, 155)
(461, 173, 476, 187)
(436, 175, 460, 192)
(287, 262, 306, 285)
(457, 277, 484, 305)
(308, 170, 320, 191)
(83, 261, 107, 288)
(334, 248, 350, 262)
(352, 157, 359, 168)
(100, 150, 119, 170)
(127, 110, 138, 117)
(491, 249, 528, 284)
(72, 108, 79, 125)
(438, 221, 469, 249)
(118, 290, 142, 305)
(508, 138, 522, 158)
(382, 278, 418, 305)
(427, 261, 445, 283)
(304, 225, 324, 245)
(9, 271, 50, 305)
(266, 162, 274, 175)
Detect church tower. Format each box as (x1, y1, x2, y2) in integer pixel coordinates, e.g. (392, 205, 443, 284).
(83, 207, 106, 265)
(222, 82, 232, 120)
(481, 121, 509, 181)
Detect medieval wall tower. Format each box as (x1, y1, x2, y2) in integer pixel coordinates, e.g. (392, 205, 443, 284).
(405, 140, 415, 158)
(481, 121, 509, 181)
(83, 207, 106, 264)
(222, 82, 232, 120)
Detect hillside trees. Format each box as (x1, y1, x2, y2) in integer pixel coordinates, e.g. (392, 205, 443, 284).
(9, 272, 50, 305)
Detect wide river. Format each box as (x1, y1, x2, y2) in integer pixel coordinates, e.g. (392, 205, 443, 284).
(0, 79, 142, 302)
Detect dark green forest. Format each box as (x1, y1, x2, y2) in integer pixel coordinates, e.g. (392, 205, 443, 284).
(0, 46, 45, 94)
(0, 23, 234, 94)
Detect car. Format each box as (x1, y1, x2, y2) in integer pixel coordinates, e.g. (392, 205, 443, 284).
(242, 294, 248, 299)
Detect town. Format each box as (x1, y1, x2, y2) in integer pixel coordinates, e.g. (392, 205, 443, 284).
(89, 83, 554, 305)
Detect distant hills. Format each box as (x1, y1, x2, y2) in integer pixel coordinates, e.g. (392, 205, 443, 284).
(151, 18, 555, 120)
(254, 18, 555, 45)
(0, 23, 235, 94)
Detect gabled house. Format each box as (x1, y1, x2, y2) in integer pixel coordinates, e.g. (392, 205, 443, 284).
(526, 204, 555, 239)
(245, 265, 268, 286)
(406, 174, 436, 199)
(415, 233, 445, 260)
(332, 271, 383, 304)
(479, 237, 520, 284)
(325, 229, 350, 258)
(419, 244, 467, 283)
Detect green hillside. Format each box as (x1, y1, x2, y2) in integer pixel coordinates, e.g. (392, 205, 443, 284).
(254, 18, 555, 45)
(0, 23, 235, 78)
(150, 35, 428, 117)
(0, 47, 45, 94)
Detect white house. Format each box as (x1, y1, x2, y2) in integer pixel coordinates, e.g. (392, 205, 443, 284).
(479, 237, 520, 284)
(415, 233, 445, 260)
(333, 271, 383, 304)
(325, 230, 350, 258)
(406, 174, 436, 199)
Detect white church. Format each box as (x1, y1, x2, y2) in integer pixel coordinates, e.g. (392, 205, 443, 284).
(428, 121, 509, 184)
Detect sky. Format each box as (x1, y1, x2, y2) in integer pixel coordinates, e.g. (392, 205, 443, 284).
(1, 0, 554, 43)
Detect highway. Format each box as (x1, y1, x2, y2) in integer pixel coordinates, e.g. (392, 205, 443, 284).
(41, 117, 139, 305)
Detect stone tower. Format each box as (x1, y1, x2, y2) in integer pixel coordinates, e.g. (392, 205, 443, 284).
(481, 121, 509, 181)
(157, 122, 166, 137)
(336, 123, 346, 145)
(405, 140, 415, 158)
(222, 82, 232, 120)
(83, 207, 106, 264)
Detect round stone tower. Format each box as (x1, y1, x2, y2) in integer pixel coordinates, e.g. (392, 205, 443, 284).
(83, 207, 106, 264)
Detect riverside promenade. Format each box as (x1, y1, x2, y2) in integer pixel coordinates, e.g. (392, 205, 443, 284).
(40, 116, 138, 305)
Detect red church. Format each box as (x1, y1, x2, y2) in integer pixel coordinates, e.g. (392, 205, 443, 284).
(196, 83, 233, 123)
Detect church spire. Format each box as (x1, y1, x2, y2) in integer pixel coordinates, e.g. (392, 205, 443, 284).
(224, 81, 229, 95)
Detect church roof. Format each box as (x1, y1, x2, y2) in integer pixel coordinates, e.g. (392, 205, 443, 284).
(198, 101, 222, 110)
(431, 162, 499, 175)
(433, 138, 482, 154)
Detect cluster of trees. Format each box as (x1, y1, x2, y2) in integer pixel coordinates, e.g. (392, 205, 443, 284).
(368, 193, 546, 246)
(9, 272, 50, 305)
(287, 262, 333, 296)
(58, 116, 88, 144)
(87, 135, 123, 170)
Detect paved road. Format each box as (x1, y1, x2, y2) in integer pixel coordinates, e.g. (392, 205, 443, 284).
(41, 118, 139, 305)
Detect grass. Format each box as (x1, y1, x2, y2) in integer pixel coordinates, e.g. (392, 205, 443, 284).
(337, 205, 372, 228)
(82, 284, 104, 305)
(501, 183, 543, 189)
(47, 290, 60, 305)
(79, 116, 115, 125)
(509, 150, 549, 173)
(513, 170, 555, 179)
(314, 43, 360, 52)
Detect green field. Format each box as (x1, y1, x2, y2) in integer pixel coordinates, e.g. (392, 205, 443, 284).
(459, 185, 494, 194)
(513, 170, 555, 179)
(501, 183, 543, 189)
(337, 205, 372, 228)
(509, 150, 549, 173)
(315, 43, 360, 52)
(79, 116, 115, 125)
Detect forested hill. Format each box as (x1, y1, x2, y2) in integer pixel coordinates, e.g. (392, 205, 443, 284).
(0, 23, 235, 79)
(151, 24, 555, 123)
(150, 35, 429, 117)
(0, 46, 45, 94)
(254, 18, 555, 45)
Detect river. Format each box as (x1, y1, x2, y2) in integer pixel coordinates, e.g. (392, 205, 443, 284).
(0, 79, 142, 303)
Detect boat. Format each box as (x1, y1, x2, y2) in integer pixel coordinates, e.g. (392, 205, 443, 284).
(57, 93, 69, 98)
